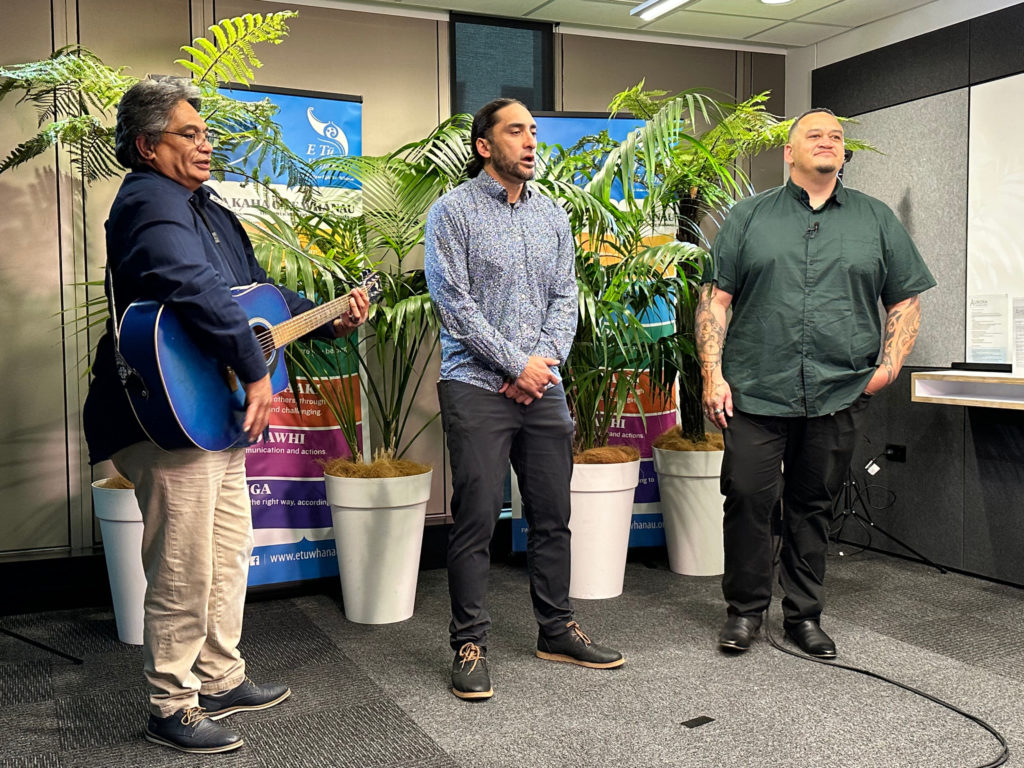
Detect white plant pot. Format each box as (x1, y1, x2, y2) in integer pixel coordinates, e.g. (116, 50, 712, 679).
(91, 481, 145, 645)
(652, 447, 725, 577)
(568, 460, 641, 600)
(324, 471, 432, 624)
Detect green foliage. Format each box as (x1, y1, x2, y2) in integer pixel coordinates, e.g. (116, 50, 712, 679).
(260, 115, 472, 462)
(537, 122, 711, 453)
(0, 11, 305, 189)
(0, 46, 134, 177)
(176, 11, 297, 87)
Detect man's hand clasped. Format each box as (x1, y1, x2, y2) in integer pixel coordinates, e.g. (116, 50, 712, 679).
(499, 355, 560, 404)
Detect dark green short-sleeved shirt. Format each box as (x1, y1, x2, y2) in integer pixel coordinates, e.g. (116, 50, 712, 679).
(708, 178, 936, 418)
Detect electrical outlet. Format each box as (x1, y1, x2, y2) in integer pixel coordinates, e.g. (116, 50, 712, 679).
(885, 444, 906, 462)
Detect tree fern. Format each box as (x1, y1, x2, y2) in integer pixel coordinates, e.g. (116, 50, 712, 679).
(176, 11, 297, 87)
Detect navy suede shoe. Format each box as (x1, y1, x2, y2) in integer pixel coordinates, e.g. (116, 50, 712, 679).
(145, 707, 242, 753)
(198, 677, 291, 720)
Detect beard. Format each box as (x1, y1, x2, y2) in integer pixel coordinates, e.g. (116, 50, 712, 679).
(490, 147, 534, 182)
(813, 160, 838, 175)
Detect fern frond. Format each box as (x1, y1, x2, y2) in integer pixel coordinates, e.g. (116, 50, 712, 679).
(175, 11, 297, 87)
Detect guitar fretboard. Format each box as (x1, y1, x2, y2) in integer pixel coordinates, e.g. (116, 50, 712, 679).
(255, 293, 353, 355)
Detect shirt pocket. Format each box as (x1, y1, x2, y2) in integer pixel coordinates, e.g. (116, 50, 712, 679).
(839, 233, 885, 285)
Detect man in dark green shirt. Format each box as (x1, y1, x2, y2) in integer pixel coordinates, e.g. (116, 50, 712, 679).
(696, 108, 936, 659)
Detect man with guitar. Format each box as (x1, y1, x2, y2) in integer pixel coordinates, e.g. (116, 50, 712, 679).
(82, 79, 368, 754)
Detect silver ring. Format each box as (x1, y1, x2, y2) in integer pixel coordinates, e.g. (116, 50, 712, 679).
(713, 408, 723, 414)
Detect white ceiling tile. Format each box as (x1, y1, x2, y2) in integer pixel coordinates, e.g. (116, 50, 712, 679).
(643, 9, 782, 38)
(525, 0, 650, 28)
(393, 0, 545, 15)
(802, 0, 936, 27)
(747, 19, 847, 45)
(687, 0, 839, 22)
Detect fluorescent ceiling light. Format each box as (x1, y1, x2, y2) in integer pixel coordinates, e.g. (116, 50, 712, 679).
(630, 0, 692, 22)
(760, 0, 794, 4)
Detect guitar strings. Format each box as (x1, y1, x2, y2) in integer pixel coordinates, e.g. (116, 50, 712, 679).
(254, 295, 353, 357)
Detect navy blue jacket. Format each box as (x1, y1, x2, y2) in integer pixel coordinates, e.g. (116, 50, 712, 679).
(83, 168, 330, 463)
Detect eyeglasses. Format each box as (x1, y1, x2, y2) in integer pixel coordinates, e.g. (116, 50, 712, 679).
(162, 129, 217, 146)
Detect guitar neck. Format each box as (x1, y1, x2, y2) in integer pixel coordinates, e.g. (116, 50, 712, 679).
(269, 294, 352, 347)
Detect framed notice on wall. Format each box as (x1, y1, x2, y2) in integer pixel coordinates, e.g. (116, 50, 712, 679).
(213, 84, 364, 587)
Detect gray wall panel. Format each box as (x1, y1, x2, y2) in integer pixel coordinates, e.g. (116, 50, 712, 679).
(846, 369, 965, 570)
(841, 90, 968, 369)
(963, 407, 1024, 584)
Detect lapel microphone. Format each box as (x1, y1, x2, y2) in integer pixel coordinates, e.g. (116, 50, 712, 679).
(805, 221, 819, 239)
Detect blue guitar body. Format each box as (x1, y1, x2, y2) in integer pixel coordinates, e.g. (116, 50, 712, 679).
(118, 283, 291, 452)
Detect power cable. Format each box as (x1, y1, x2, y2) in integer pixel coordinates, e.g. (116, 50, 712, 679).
(764, 533, 1009, 768)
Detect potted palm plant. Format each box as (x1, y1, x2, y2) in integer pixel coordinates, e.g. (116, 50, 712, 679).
(533, 110, 720, 598)
(269, 116, 471, 623)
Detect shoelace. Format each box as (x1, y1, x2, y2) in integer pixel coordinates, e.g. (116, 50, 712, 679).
(180, 706, 209, 727)
(566, 621, 592, 646)
(457, 642, 483, 674)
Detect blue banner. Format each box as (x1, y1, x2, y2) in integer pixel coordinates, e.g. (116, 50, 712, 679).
(219, 86, 362, 187)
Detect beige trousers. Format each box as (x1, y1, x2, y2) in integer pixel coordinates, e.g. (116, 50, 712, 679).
(112, 441, 253, 717)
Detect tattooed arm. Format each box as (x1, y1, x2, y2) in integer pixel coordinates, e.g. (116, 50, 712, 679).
(696, 282, 734, 429)
(865, 295, 922, 395)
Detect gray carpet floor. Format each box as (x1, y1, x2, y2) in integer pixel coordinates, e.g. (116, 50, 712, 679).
(0, 551, 1020, 767)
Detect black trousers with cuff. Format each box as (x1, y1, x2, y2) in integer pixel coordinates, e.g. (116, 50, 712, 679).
(437, 379, 575, 652)
(720, 396, 872, 625)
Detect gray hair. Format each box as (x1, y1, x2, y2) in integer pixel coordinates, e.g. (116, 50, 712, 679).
(114, 78, 201, 170)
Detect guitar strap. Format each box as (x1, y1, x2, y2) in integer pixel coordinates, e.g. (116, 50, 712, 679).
(105, 265, 150, 399)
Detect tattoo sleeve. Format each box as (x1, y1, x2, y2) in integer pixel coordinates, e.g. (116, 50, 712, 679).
(695, 283, 727, 379)
(877, 295, 922, 387)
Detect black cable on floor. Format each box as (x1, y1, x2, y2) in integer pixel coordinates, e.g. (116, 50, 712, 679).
(764, 534, 1009, 768)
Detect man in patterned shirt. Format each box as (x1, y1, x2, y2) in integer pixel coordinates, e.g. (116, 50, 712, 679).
(425, 98, 624, 701)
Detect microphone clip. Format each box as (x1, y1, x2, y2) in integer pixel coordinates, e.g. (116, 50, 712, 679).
(805, 221, 819, 239)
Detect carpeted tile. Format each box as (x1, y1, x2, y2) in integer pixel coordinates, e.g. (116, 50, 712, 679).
(237, 600, 349, 672)
(241, 703, 458, 768)
(2, 609, 124, 658)
(0, 700, 60, 761)
(0, 753, 62, 768)
(0, 660, 52, 705)
(55, 684, 149, 751)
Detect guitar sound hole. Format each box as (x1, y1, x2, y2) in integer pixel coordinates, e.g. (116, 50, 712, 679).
(250, 321, 277, 372)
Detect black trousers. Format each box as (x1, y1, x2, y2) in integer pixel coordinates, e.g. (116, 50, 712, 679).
(438, 380, 575, 651)
(720, 396, 871, 624)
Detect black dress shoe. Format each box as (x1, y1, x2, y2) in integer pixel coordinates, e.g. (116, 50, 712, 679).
(718, 614, 761, 652)
(198, 677, 291, 720)
(785, 619, 837, 659)
(536, 621, 625, 668)
(452, 642, 493, 700)
(145, 707, 243, 753)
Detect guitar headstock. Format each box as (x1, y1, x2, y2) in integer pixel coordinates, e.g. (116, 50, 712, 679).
(358, 269, 383, 304)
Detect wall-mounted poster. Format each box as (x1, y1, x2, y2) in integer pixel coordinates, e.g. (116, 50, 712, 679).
(511, 113, 676, 552)
(213, 85, 363, 587)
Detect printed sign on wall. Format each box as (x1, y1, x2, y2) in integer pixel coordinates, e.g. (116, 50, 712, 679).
(213, 85, 363, 586)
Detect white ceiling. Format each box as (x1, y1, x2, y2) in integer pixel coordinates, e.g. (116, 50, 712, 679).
(317, 0, 940, 50)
